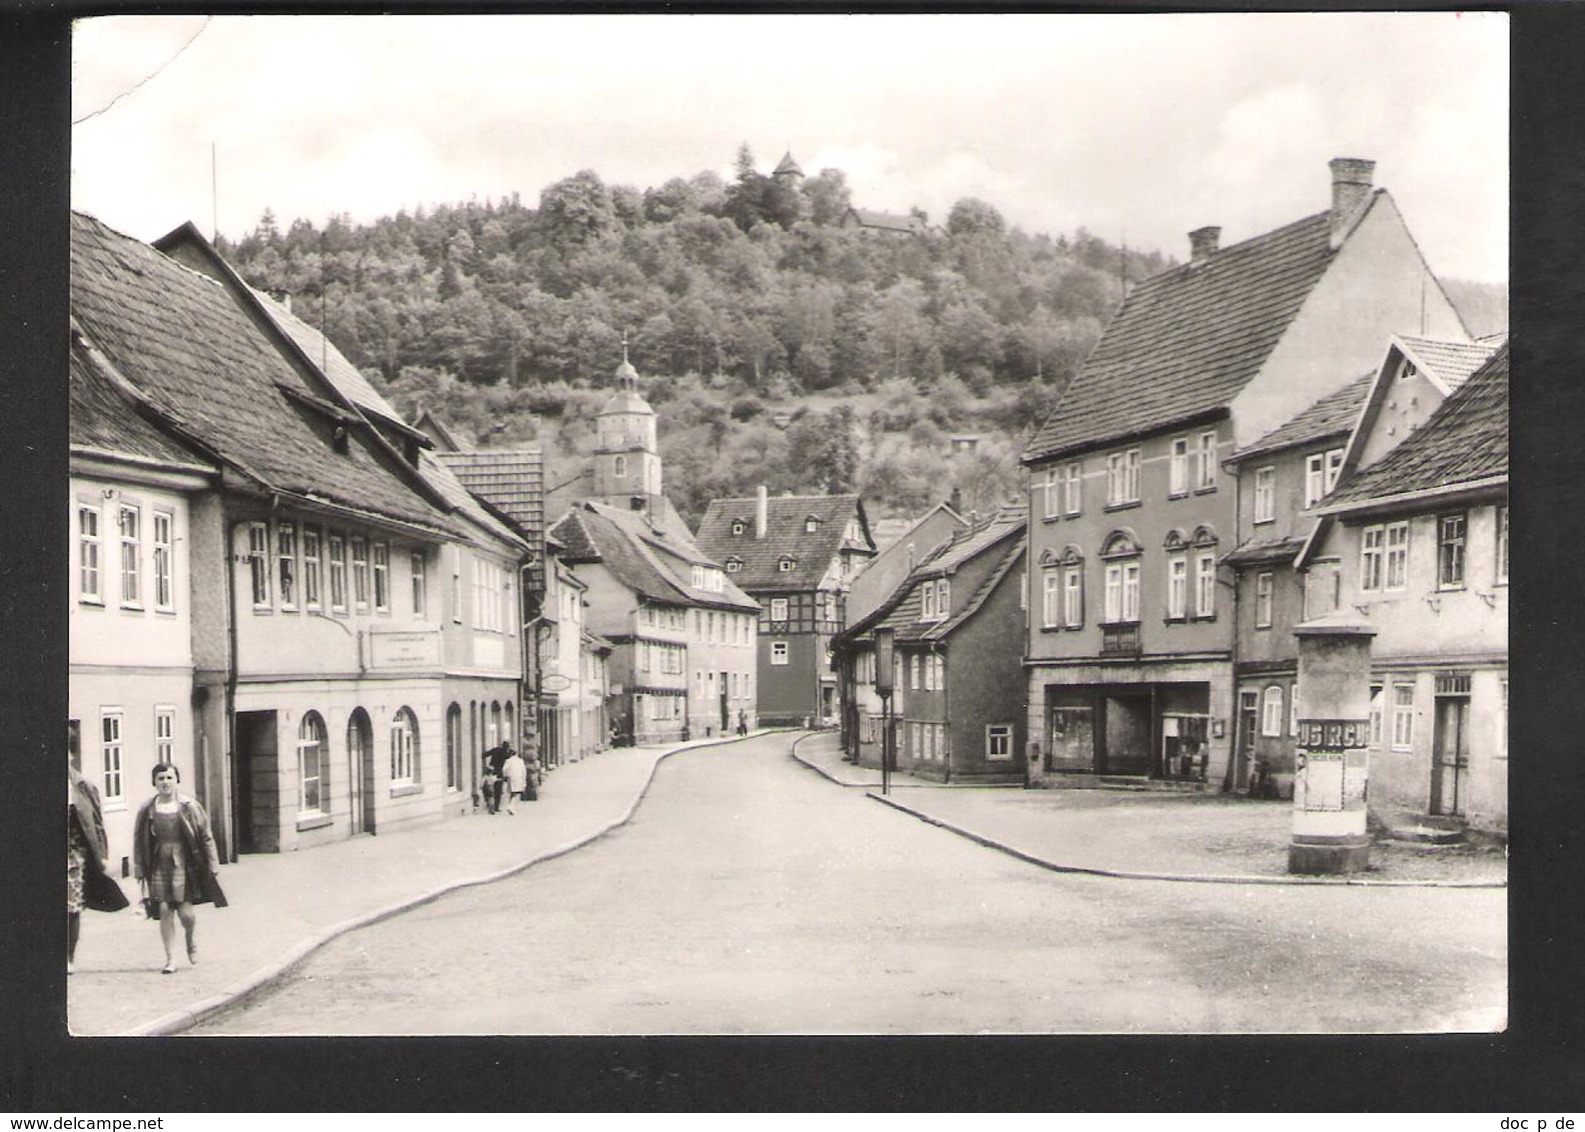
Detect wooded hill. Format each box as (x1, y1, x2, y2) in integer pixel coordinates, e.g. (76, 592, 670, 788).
(216, 147, 1503, 527)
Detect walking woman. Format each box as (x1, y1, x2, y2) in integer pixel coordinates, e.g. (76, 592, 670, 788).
(133, 763, 227, 974)
(69, 761, 124, 974)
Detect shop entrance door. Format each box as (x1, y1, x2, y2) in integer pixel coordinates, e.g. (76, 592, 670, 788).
(347, 708, 375, 835)
(1237, 689, 1260, 791)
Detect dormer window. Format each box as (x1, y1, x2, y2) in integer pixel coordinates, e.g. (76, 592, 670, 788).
(731, 519, 746, 536)
(805, 515, 821, 534)
(778, 556, 796, 572)
(726, 557, 742, 573)
(690, 565, 705, 588)
(919, 577, 950, 623)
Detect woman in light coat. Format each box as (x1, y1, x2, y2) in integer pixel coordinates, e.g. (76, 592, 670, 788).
(500, 747, 528, 815)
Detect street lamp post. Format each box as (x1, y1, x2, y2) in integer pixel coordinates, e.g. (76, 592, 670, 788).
(873, 627, 895, 796)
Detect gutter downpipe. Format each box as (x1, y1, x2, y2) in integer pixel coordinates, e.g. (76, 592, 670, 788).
(222, 512, 241, 863)
(1224, 460, 1243, 795)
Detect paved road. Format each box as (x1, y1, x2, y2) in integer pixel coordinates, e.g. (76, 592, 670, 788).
(191, 734, 1505, 1035)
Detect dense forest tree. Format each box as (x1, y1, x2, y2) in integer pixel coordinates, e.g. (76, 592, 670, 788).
(215, 149, 1177, 524)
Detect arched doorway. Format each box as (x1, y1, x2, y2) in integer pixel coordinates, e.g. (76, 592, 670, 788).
(347, 708, 375, 835)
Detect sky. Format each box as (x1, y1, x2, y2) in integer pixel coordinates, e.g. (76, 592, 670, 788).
(71, 12, 1508, 284)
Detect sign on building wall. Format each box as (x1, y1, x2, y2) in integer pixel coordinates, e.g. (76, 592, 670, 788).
(367, 630, 441, 670)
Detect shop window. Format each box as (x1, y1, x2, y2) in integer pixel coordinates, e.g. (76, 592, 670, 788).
(298, 711, 328, 814)
(391, 707, 419, 785)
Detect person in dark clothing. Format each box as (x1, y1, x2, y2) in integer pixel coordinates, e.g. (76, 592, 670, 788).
(485, 743, 510, 814)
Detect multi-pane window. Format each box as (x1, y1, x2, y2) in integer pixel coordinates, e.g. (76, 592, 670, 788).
(119, 504, 142, 607)
(1495, 506, 1509, 585)
(1062, 462, 1082, 516)
(390, 706, 418, 784)
(1437, 514, 1466, 590)
(1103, 561, 1141, 623)
(100, 710, 124, 803)
(1195, 552, 1217, 618)
(770, 597, 789, 622)
(79, 505, 102, 602)
(1169, 438, 1190, 497)
(298, 711, 328, 814)
(1368, 685, 1384, 747)
(1255, 572, 1274, 628)
(986, 724, 1013, 761)
(1042, 569, 1060, 628)
(1304, 448, 1345, 507)
(351, 537, 370, 611)
(154, 706, 175, 766)
(1384, 521, 1409, 590)
(1106, 449, 1141, 506)
(920, 582, 936, 621)
(1261, 686, 1283, 737)
(1253, 467, 1276, 524)
(1391, 685, 1415, 750)
(450, 546, 462, 623)
(935, 579, 950, 618)
(1195, 431, 1218, 490)
(1063, 567, 1083, 628)
(302, 528, 322, 610)
(770, 641, 789, 666)
(1166, 556, 1188, 619)
(153, 512, 174, 610)
(328, 535, 347, 612)
(248, 521, 270, 608)
(1042, 467, 1060, 519)
(372, 542, 390, 612)
(1360, 526, 1385, 592)
(277, 523, 297, 610)
(410, 550, 426, 616)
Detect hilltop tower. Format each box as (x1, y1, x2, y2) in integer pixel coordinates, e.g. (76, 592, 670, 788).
(772, 151, 805, 185)
(592, 339, 663, 516)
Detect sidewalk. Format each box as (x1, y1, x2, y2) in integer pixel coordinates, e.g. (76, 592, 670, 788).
(790, 732, 1507, 889)
(67, 732, 759, 1037)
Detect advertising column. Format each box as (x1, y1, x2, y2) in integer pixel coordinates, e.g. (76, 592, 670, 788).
(1290, 611, 1376, 874)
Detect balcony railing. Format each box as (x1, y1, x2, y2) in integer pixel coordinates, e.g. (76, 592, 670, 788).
(1100, 622, 1142, 658)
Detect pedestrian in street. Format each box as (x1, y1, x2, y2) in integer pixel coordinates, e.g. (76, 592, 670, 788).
(737, 709, 747, 737)
(501, 746, 527, 815)
(69, 760, 127, 975)
(485, 743, 510, 814)
(133, 763, 227, 975)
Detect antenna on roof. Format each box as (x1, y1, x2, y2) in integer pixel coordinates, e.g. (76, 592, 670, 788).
(621, 330, 629, 366)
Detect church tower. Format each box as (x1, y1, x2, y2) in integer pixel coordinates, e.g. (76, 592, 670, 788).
(593, 339, 663, 514)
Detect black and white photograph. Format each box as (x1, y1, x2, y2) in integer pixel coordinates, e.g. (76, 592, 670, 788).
(58, 10, 1511, 1048)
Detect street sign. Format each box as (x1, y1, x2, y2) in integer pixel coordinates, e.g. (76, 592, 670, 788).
(541, 674, 573, 693)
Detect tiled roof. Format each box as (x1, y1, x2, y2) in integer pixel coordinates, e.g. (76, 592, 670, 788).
(71, 212, 454, 535)
(438, 449, 544, 540)
(69, 339, 214, 472)
(1324, 342, 1508, 509)
(845, 508, 1024, 645)
(1025, 208, 1348, 463)
(1398, 335, 1500, 393)
(1223, 535, 1307, 567)
(1232, 374, 1373, 462)
(846, 208, 928, 234)
(550, 503, 758, 613)
(694, 494, 872, 592)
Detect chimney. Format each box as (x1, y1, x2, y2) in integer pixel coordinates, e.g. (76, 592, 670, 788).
(1189, 226, 1220, 266)
(1329, 157, 1376, 246)
(949, 486, 963, 514)
(756, 485, 768, 539)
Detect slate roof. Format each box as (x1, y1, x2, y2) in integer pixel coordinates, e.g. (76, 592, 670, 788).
(1322, 342, 1508, 510)
(550, 503, 759, 613)
(69, 339, 214, 472)
(1222, 534, 1308, 568)
(773, 152, 804, 178)
(71, 212, 455, 535)
(694, 493, 873, 592)
(842, 507, 1025, 646)
(1024, 206, 1354, 463)
(1231, 374, 1373, 462)
(437, 450, 544, 541)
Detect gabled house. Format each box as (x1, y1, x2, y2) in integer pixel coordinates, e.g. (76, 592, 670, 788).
(1223, 334, 1501, 796)
(846, 499, 964, 626)
(551, 501, 759, 744)
(841, 207, 931, 237)
(1305, 343, 1509, 833)
(73, 212, 477, 858)
(694, 488, 876, 726)
(1020, 157, 1468, 790)
(832, 507, 1027, 783)
(69, 334, 219, 875)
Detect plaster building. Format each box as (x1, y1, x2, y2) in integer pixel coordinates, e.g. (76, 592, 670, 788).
(72, 212, 511, 859)
(833, 507, 1028, 783)
(694, 488, 876, 726)
(845, 499, 963, 626)
(1304, 342, 1509, 833)
(1222, 335, 1499, 797)
(1020, 157, 1468, 790)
